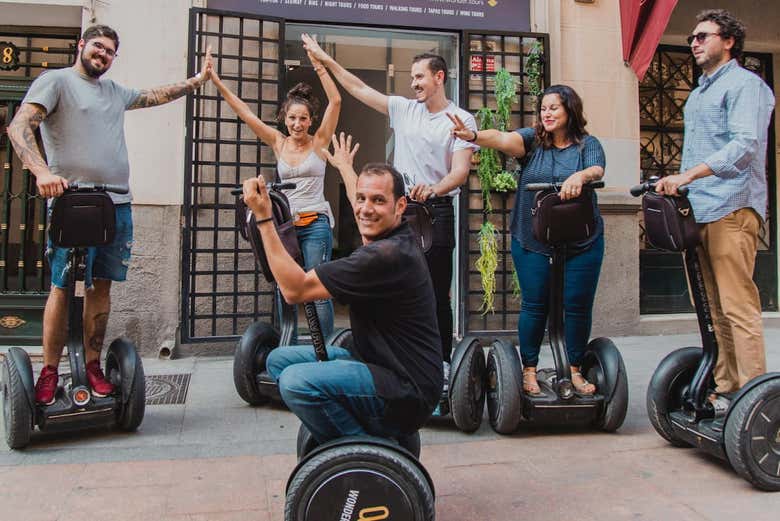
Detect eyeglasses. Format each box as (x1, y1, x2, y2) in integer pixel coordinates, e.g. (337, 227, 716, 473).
(686, 32, 721, 46)
(90, 40, 117, 58)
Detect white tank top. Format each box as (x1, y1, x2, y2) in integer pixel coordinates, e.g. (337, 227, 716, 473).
(276, 145, 334, 227)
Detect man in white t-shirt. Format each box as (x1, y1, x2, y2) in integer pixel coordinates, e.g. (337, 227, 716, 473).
(302, 35, 478, 387)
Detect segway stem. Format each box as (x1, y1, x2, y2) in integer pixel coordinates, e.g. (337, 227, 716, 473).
(548, 247, 572, 386)
(684, 249, 719, 416)
(65, 248, 89, 388)
(303, 301, 328, 362)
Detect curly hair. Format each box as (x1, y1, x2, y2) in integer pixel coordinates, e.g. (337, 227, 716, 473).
(534, 85, 589, 149)
(696, 9, 746, 59)
(278, 82, 320, 125)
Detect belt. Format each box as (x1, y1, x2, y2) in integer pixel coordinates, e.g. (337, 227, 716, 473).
(427, 195, 454, 206)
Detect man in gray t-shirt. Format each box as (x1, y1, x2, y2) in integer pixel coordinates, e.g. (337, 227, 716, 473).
(8, 24, 212, 405)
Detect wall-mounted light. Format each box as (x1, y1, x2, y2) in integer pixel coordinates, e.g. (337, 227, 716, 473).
(574, 0, 596, 3)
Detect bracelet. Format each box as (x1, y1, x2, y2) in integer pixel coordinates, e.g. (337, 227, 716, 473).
(256, 216, 274, 225)
(466, 130, 478, 142)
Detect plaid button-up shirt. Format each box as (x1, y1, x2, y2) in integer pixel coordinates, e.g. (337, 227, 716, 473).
(682, 59, 775, 223)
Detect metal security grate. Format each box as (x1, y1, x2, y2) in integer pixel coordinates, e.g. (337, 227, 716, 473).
(145, 373, 191, 405)
(182, 8, 284, 342)
(460, 31, 549, 336)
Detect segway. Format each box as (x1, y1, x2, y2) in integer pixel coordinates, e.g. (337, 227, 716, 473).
(231, 183, 353, 406)
(633, 177, 780, 491)
(2, 183, 145, 449)
(486, 181, 629, 434)
(404, 199, 486, 433)
(236, 182, 436, 519)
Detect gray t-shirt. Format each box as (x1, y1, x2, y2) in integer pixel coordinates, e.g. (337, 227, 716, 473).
(387, 96, 478, 196)
(23, 68, 140, 203)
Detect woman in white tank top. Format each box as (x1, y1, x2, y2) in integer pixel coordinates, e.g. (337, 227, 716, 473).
(211, 39, 340, 339)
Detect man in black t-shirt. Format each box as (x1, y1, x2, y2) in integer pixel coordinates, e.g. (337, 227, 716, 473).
(243, 138, 442, 443)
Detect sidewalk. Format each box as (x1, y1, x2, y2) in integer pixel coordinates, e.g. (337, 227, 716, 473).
(1, 330, 779, 521)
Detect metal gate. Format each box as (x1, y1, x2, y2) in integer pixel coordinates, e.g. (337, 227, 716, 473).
(459, 30, 549, 336)
(639, 45, 777, 313)
(0, 28, 78, 345)
(181, 8, 284, 342)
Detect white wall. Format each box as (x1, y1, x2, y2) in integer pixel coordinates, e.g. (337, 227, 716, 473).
(89, 0, 193, 205)
(0, 1, 83, 26)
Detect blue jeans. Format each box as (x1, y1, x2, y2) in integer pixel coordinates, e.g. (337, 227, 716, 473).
(294, 215, 334, 340)
(46, 203, 133, 289)
(511, 235, 604, 367)
(266, 345, 398, 444)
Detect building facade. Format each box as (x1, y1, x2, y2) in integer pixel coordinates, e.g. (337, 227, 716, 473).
(0, 0, 777, 356)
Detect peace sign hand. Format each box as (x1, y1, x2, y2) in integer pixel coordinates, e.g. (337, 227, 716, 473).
(447, 112, 476, 142)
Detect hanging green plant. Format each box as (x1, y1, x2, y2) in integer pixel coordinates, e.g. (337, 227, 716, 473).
(494, 68, 517, 132)
(476, 221, 499, 314)
(475, 107, 499, 211)
(491, 170, 517, 192)
(526, 41, 544, 98)
(511, 267, 521, 300)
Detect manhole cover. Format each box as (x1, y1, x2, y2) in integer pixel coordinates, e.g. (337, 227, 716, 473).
(145, 373, 191, 405)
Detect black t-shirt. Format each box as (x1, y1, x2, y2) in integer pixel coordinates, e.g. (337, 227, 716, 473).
(315, 221, 443, 433)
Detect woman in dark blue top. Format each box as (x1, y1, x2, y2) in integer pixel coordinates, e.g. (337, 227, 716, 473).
(449, 85, 606, 396)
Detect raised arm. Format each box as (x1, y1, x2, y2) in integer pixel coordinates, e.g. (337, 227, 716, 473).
(127, 46, 212, 110)
(447, 112, 526, 158)
(211, 68, 283, 149)
(321, 133, 360, 208)
(7, 103, 68, 197)
(310, 52, 342, 151)
(302, 33, 388, 115)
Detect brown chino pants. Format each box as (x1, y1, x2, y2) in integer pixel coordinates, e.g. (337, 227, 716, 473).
(694, 207, 766, 392)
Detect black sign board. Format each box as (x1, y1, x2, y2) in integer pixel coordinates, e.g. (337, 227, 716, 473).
(207, 0, 530, 32)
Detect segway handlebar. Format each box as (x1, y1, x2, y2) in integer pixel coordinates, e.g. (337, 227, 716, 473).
(68, 182, 129, 195)
(525, 181, 605, 192)
(629, 177, 688, 197)
(230, 182, 297, 196)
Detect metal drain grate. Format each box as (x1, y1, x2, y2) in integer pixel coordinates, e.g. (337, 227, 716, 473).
(145, 373, 191, 405)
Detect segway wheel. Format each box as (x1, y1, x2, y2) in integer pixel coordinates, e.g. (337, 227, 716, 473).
(2, 348, 33, 449)
(296, 423, 319, 460)
(233, 321, 279, 405)
(325, 328, 354, 351)
(486, 339, 522, 434)
(297, 423, 422, 460)
(285, 443, 435, 521)
(450, 337, 486, 433)
(724, 376, 780, 491)
(106, 338, 146, 432)
(582, 338, 629, 432)
(645, 347, 702, 447)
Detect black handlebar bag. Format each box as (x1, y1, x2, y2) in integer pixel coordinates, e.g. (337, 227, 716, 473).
(531, 190, 595, 245)
(236, 190, 303, 283)
(641, 191, 701, 252)
(403, 200, 434, 253)
(49, 191, 116, 248)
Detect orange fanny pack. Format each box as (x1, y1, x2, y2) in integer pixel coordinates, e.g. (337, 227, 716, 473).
(294, 211, 320, 227)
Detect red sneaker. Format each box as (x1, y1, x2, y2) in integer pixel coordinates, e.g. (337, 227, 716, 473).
(86, 360, 114, 397)
(35, 365, 59, 405)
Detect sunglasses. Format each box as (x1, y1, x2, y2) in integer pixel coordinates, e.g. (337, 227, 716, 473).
(686, 32, 721, 46)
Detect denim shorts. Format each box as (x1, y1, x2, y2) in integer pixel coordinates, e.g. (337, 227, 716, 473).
(47, 203, 133, 289)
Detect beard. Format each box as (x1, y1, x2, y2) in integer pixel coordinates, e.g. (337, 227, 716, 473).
(80, 49, 107, 78)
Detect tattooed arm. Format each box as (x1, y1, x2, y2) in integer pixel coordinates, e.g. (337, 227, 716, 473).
(127, 45, 212, 110)
(7, 103, 68, 198)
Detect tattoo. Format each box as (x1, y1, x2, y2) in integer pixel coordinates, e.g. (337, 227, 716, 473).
(87, 312, 109, 353)
(7, 104, 49, 173)
(128, 77, 200, 110)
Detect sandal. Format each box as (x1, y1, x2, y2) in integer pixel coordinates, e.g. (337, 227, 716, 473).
(571, 370, 596, 395)
(522, 368, 541, 395)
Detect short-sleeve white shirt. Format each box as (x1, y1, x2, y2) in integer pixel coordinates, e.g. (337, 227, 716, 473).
(387, 96, 478, 196)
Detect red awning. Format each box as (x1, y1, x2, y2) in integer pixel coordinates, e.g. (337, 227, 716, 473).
(620, 0, 678, 81)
